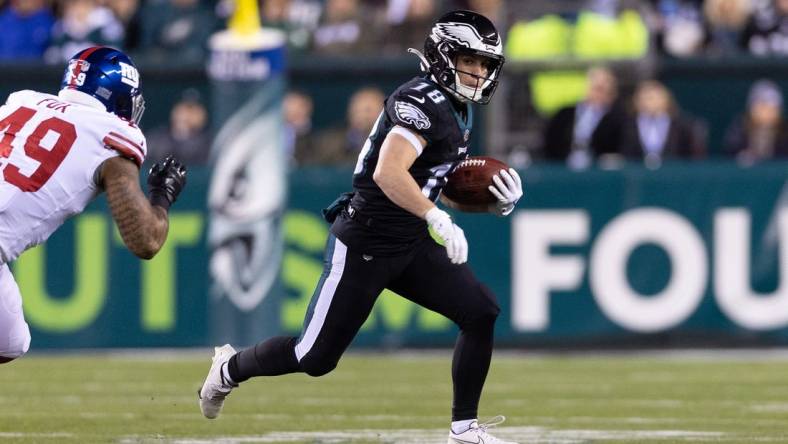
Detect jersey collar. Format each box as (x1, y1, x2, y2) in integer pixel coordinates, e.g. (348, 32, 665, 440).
(58, 89, 107, 112)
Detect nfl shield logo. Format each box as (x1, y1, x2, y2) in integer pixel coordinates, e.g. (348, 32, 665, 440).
(463, 129, 470, 142)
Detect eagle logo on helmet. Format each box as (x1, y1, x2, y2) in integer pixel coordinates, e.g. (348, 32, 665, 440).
(394, 101, 431, 130)
(433, 22, 501, 51)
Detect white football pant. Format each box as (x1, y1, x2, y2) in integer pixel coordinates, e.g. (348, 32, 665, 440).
(0, 264, 31, 361)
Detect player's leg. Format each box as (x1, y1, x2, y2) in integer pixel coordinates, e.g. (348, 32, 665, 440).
(230, 235, 389, 379)
(388, 239, 502, 433)
(200, 235, 390, 418)
(0, 264, 31, 364)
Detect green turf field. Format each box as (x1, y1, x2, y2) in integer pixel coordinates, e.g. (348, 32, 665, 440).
(2, 351, 788, 443)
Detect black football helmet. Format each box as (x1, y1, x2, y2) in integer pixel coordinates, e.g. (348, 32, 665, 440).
(409, 10, 505, 104)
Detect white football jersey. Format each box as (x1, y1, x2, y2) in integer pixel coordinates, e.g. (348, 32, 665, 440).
(0, 89, 147, 264)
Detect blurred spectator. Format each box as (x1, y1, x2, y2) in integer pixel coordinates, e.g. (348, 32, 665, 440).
(379, 0, 436, 55)
(261, 0, 321, 54)
(146, 89, 212, 166)
(703, 0, 753, 55)
(0, 0, 55, 60)
(107, 0, 142, 52)
(311, 0, 379, 54)
(649, 0, 706, 57)
(724, 79, 788, 165)
(742, 0, 788, 56)
(302, 86, 384, 166)
(619, 80, 707, 168)
(543, 66, 627, 170)
(283, 90, 316, 164)
(44, 0, 124, 63)
(139, 0, 218, 63)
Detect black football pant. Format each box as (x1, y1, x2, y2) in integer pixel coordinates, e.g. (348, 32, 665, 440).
(228, 234, 501, 421)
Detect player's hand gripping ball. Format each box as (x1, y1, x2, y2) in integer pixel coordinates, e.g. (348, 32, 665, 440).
(442, 156, 511, 206)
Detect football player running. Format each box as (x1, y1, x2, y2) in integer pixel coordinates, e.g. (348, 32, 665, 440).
(0, 46, 187, 364)
(198, 10, 522, 444)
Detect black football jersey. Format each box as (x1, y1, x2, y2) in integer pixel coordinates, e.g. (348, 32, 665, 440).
(330, 76, 473, 255)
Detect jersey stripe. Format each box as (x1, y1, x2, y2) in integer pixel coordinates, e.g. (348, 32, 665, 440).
(103, 136, 142, 166)
(294, 236, 348, 362)
(107, 131, 144, 158)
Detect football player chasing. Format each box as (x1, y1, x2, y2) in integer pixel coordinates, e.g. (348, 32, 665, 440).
(199, 10, 522, 444)
(0, 47, 187, 364)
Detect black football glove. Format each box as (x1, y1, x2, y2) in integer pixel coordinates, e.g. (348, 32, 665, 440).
(147, 155, 187, 210)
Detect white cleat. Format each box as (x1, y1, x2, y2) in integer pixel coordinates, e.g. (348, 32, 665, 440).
(448, 416, 518, 444)
(198, 344, 237, 419)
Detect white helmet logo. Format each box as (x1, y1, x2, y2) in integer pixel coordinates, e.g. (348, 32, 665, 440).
(434, 22, 502, 54)
(119, 62, 139, 88)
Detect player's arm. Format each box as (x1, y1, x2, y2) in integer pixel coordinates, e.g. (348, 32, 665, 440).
(99, 155, 186, 259)
(372, 130, 434, 218)
(373, 129, 467, 264)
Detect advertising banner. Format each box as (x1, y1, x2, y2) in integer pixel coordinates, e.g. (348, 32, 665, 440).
(205, 13, 288, 344)
(17, 163, 788, 349)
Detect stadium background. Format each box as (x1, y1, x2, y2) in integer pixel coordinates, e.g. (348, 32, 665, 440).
(2, 0, 788, 350)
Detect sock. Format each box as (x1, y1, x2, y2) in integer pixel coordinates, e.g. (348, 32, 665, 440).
(451, 418, 476, 434)
(227, 336, 300, 383)
(220, 362, 237, 387)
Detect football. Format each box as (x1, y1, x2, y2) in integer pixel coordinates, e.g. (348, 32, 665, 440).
(442, 156, 509, 206)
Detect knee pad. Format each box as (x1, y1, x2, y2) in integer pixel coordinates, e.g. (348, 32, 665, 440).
(298, 353, 338, 377)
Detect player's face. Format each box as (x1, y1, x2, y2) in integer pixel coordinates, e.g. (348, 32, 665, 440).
(455, 54, 490, 88)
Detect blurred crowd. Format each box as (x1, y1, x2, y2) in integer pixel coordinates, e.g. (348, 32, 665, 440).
(537, 66, 788, 169)
(4, 0, 788, 64)
(3, 0, 788, 169)
(0, 0, 497, 63)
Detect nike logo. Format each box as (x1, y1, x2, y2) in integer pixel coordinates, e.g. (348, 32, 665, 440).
(362, 254, 373, 261)
(407, 95, 426, 104)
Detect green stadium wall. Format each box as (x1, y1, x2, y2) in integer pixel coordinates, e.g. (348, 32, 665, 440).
(13, 163, 788, 350)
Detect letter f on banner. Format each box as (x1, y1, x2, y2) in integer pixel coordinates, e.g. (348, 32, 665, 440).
(512, 211, 588, 331)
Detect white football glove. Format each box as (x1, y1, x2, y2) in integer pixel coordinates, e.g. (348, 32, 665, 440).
(488, 168, 523, 217)
(425, 207, 468, 264)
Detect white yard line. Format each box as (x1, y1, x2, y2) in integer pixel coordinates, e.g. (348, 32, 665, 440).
(118, 427, 733, 444)
(22, 347, 788, 362)
(0, 432, 73, 439)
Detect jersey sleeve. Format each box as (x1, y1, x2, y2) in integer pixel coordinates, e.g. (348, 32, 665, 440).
(385, 87, 448, 145)
(101, 120, 147, 167)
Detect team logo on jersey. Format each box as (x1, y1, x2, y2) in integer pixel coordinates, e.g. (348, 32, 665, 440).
(394, 101, 431, 130)
(119, 62, 140, 88)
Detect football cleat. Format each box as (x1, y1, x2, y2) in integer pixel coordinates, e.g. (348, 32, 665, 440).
(198, 344, 237, 419)
(448, 416, 518, 444)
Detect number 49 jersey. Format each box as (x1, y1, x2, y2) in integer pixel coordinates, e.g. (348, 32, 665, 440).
(0, 90, 147, 264)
